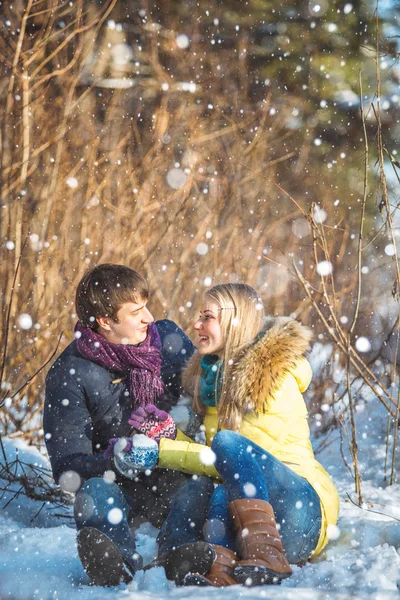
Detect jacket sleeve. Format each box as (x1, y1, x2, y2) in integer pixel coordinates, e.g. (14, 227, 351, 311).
(291, 357, 313, 393)
(158, 436, 220, 480)
(43, 366, 111, 485)
(156, 319, 195, 400)
(175, 429, 194, 443)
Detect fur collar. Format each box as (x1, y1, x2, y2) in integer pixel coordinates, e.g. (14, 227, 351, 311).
(226, 317, 312, 415)
(183, 317, 312, 417)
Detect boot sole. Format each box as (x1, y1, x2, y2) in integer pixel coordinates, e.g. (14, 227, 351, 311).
(145, 541, 216, 585)
(234, 564, 291, 586)
(183, 573, 212, 587)
(77, 527, 135, 587)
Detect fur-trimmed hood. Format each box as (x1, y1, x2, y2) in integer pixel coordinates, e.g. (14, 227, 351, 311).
(183, 316, 313, 418)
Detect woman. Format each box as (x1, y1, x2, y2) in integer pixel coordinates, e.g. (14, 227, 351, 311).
(130, 283, 339, 587)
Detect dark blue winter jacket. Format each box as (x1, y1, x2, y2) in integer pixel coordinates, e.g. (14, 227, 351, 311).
(43, 320, 194, 485)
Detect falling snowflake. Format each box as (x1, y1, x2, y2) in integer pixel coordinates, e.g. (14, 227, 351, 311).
(196, 243, 208, 255)
(176, 34, 190, 49)
(327, 524, 341, 540)
(385, 244, 396, 257)
(59, 470, 81, 493)
(199, 447, 216, 466)
(166, 168, 187, 189)
(243, 483, 257, 497)
(18, 314, 33, 330)
(355, 337, 371, 353)
(66, 176, 78, 189)
(108, 508, 123, 525)
(313, 206, 327, 224)
(316, 261, 333, 276)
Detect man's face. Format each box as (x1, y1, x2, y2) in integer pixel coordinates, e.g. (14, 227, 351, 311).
(96, 299, 154, 345)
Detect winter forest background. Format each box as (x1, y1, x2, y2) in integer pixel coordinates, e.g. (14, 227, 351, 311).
(1, 1, 400, 598)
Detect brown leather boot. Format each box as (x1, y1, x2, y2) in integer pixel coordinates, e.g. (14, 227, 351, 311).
(229, 498, 292, 586)
(183, 545, 238, 587)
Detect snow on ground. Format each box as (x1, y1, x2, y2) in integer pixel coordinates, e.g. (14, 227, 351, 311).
(0, 383, 399, 599)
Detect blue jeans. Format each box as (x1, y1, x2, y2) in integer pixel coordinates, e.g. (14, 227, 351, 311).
(204, 430, 322, 564)
(157, 476, 214, 554)
(74, 475, 214, 559)
(74, 477, 139, 565)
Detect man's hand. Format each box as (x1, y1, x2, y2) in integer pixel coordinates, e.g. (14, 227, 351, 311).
(128, 404, 177, 444)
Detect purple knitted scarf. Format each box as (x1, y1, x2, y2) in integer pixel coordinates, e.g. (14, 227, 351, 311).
(74, 321, 164, 409)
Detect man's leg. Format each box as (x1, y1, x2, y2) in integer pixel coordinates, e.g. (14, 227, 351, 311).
(146, 469, 191, 528)
(75, 477, 142, 586)
(182, 484, 238, 587)
(203, 484, 236, 550)
(157, 475, 214, 551)
(155, 475, 217, 584)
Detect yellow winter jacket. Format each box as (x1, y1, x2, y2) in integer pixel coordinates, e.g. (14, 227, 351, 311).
(159, 317, 339, 557)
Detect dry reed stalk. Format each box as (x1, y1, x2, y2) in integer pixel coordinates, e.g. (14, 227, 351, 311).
(338, 72, 370, 503)
(374, 10, 400, 485)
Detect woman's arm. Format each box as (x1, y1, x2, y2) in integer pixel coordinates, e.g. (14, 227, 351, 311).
(158, 436, 220, 479)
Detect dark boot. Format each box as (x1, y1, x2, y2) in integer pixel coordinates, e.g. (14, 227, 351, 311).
(154, 475, 215, 584)
(145, 541, 216, 585)
(229, 498, 292, 586)
(74, 478, 143, 586)
(183, 544, 238, 587)
(77, 527, 142, 587)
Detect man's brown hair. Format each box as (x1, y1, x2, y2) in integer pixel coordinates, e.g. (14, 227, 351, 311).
(75, 264, 149, 329)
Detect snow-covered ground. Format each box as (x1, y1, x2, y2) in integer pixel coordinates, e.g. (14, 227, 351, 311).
(0, 382, 399, 600)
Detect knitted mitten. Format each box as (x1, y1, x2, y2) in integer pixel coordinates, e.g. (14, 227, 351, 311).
(112, 435, 159, 477)
(104, 436, 133, 459)
(128, 404, 177, 444)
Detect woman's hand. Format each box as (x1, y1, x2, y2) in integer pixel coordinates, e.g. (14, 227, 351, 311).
(108, 435, 159, 477)
(128, 404, 177, 443)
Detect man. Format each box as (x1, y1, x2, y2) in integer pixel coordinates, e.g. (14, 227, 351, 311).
(44, 264, 215, 586)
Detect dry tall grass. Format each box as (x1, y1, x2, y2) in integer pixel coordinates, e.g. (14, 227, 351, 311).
(0, 1, 399, 495)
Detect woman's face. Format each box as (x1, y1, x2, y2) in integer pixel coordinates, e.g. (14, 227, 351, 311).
(193, 299, 224, 355)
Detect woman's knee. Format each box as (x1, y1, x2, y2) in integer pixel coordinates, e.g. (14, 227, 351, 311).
(211, 430, 240, 455)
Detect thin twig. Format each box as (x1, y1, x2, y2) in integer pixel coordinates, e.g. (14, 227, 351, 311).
(374, 6, 400, 484)
(1, 332, 63, 406)
(293, 262, 396, 416)
(0, 237, 28, 390)
(346, 492, 400, 522)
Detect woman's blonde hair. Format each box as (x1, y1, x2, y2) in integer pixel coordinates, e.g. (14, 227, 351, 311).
(191, 283, 265, 430)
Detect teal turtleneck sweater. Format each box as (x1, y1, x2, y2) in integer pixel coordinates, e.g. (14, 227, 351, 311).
(200, 355, 222, 407)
